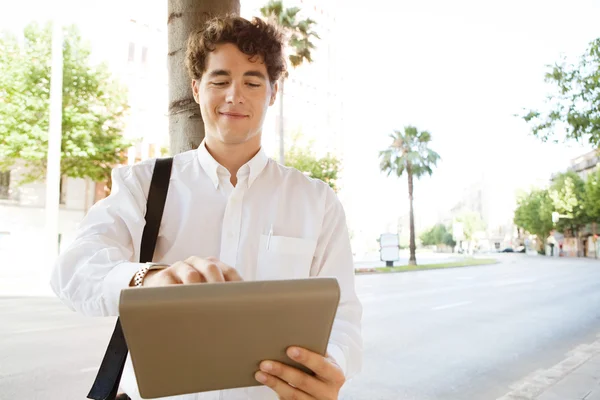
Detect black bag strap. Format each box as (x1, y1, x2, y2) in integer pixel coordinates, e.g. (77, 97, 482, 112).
(87, 157, 174, 400)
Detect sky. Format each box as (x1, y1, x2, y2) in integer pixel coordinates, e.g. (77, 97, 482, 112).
(333, 0, 600, 250)
(2, 0, 600, 253)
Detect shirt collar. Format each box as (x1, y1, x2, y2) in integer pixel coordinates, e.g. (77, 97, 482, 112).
(197, 140, 269, 189)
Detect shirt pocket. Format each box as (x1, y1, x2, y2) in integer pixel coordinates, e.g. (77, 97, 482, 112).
(255, 234, 317, 280)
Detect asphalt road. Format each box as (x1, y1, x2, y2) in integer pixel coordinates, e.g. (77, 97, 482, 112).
(1, 254, 600, 399)
(341, 254, 600, 399)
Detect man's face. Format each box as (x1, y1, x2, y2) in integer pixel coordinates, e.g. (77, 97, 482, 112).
(192, 43, 277, 146)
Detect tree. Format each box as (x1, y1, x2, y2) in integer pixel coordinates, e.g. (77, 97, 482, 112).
(167, 0, 240, 154)
(420, 224, 455, 248)
(514, 189, 555, 252)
(285, 146, 340, 192)
(379, 126, 441, 266)
(420, 227, 436, 247)
(260, 0, 319, 164)
(455, 211, 486, 242)
(585, 168, 600, 223)
(0, 23, 130, 185)
(549, 171, 587, 234)
(521, 38, 600, 146)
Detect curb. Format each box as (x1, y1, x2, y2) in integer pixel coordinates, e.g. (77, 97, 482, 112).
(355, 260, 500, 275)
(497, 335, 600, 400)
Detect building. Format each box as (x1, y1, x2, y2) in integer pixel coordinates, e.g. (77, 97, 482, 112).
(551, 149, 599, 181)
(549, 149, 600, 258)
(440, 176, 518, 252)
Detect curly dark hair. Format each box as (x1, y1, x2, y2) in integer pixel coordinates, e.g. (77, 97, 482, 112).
(186, 16, 286, 84)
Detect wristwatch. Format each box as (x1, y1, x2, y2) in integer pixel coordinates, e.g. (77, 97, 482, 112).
(133, 263, 171, 287)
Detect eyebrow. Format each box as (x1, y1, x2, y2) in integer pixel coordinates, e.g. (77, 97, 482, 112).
(207, 69, 267, 81)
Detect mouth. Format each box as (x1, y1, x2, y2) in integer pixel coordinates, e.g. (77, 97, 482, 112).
(219, 112, 249, 119)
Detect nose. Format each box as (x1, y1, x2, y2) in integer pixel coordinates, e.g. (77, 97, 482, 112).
(225, 81, 245, 104)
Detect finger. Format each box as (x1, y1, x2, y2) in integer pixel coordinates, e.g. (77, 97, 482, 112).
(174, 262, 203, 284)
(287, 347, 345, 386)
(185, 257, 226, 283)
(217, 262, 243, 282)
(205, 257, 243, 282)
(259, 361, 326, 397)
(255, 371, 313, 400)
(143, 268, 180, 287)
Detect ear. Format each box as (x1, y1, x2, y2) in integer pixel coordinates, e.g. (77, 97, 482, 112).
(269, 81, 278, 106)
(192, 79, 200, 104)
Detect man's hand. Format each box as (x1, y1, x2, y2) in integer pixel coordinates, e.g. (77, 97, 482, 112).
(142, 256, 242, 287)
(255, 347, 345, 400)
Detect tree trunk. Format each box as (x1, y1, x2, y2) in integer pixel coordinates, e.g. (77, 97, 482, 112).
(407, 164, 417, 266)
(168, 0, 240, 155)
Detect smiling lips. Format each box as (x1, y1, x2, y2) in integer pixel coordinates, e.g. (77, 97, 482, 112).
(219, 111, 248, 119)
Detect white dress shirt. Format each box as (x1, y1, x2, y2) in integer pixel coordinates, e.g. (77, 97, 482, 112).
(50, 142, 362, 400)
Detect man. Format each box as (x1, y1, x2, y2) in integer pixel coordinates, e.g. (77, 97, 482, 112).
(51, 15, 362, 400)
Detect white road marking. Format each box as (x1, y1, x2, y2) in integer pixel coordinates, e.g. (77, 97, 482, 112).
(432, 301, 472, 311)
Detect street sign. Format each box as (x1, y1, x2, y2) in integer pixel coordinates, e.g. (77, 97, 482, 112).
(380, 233, 399, 262)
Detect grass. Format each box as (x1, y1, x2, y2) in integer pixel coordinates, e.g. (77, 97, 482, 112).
(359, 258, 498, 274)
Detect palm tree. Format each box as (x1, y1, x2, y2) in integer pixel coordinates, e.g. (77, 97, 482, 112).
(379, 126, 441, 266)
(260, 0, 319, 164)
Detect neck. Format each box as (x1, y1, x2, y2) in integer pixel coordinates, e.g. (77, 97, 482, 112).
(204, 135, 261, 186)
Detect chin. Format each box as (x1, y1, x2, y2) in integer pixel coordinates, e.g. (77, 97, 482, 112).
(218, 130, 257, 145)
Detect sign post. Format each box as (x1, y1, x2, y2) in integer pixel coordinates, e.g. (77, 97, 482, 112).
(380, 233, 399, 267)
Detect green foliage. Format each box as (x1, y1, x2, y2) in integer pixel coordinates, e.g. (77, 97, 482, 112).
(513, 188, 554, 243)
(420, 224, 455, 247)
(0, 22, 131, 184)
(549, 171, 587, 231)
(585, 168, 600, 221)
(522, 38, 600, 146)
(260, 0, 319, 70)
(455, 211, 486, 241)
(285, 146, 340, 192)
(379, 126, 441, 179)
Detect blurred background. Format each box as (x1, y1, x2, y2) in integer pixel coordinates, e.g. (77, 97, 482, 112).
(1, 0, 600, 399)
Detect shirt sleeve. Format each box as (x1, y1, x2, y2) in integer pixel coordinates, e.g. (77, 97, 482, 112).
(312, 185, 363, 380)
(50, 164, 150, 317)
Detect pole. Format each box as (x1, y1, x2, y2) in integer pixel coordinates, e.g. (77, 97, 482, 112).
(45, 19, 63, 262)
(278, 78, 285, 165)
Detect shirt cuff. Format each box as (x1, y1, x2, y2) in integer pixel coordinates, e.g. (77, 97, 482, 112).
(102, 262, 144, 316)
(327, 343, 347, 377)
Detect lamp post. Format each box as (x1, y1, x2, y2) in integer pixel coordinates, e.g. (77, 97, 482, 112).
(45, 18, 63, 262)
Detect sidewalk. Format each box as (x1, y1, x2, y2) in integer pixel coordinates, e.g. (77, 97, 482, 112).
(498, 336, 600, 400)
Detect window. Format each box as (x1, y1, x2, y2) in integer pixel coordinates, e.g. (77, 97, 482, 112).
(128, 42, 136, 62)
(0, 170, 10, 199)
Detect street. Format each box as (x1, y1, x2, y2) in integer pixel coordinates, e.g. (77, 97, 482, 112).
(1, 255, 600, 399)
(342, 254, 600, 399)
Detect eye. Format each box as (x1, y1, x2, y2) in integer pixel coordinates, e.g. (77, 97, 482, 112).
(212, 81, 228, 86)
(247, 82, 261, 88)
